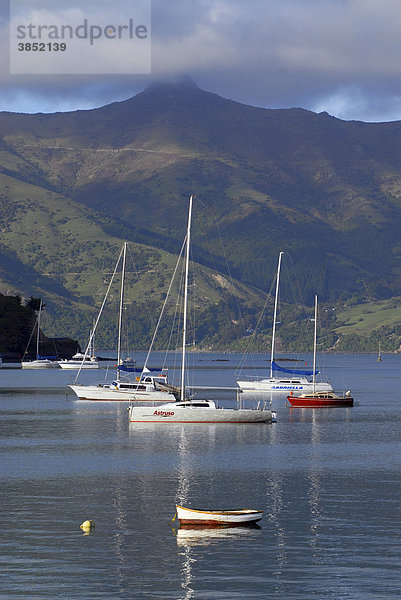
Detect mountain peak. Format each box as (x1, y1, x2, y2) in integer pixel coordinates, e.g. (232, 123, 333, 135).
(143, 75, 200, 94)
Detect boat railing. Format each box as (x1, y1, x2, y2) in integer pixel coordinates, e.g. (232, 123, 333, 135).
(237, 388, 270, 412)
(238, 375, 270, 382)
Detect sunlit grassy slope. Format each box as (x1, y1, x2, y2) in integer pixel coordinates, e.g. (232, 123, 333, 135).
(3, 79, 401, 349)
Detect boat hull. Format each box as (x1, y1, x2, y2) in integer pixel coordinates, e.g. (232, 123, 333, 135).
(129, 406, 273, 423)
(59, 361, 99, 369)
(287, 395, 354, 407)
(237, 378, 333, 393)
(21, 360, 60, 369)
(68, 384, 176, 402)
(176, 505, 263, 526)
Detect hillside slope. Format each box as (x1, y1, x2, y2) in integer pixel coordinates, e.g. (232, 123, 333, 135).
(2, 79, 401, 349)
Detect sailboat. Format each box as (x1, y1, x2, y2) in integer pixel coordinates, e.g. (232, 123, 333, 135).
(129, 195, 275, 423)
(236, 252, 333, 394)
(58, 329, 99, 369)
(287, 296, 353, 407)
(21, 300, 60, 368)
(58, 351, 99, 369)
(68, 243, 176, 402)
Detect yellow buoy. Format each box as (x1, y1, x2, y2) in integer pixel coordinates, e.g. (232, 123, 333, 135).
(80, 520, 95, 532)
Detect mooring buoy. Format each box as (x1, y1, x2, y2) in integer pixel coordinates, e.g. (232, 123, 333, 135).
(80, 520, 95, 533)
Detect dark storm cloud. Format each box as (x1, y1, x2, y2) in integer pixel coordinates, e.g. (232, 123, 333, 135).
(2, 0, 401, 121)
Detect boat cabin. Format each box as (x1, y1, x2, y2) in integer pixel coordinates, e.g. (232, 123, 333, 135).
(141, 376, 167, 385)
(173, 400, 217, 409)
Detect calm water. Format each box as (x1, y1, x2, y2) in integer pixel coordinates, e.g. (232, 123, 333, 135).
(1, 353, 401, 599)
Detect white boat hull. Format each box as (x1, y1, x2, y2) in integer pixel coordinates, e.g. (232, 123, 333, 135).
(21, 360, 60, 369)
(237, 378, 333, 393)
(68, 384, 176, 402)
(176, 505, 263, 526)
(59, 361, 99, 369)
(129, 404, 273, 423)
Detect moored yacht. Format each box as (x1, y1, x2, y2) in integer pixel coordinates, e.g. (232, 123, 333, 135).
(237, 252, 333, 394)
(68, 243, 177, 403)
(69, 370, 177, 402)
(58, 352, 99, 369)
(129, 195, 276, 425)
(287, 390, 353, 408)
(237, 372, 333, 394)
(21, 299, 60, 368)
(21, 358, 60, 369)
(286, 296, 352, 407)
(129, 398, 275, 423)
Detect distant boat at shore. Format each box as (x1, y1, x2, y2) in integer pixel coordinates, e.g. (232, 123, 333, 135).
(21, 300, 60, 369)
(58, 332, 99, 369)
(58, 353, 99, 369)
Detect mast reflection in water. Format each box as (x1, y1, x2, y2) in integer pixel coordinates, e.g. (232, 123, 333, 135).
(1, 353, 400, 599)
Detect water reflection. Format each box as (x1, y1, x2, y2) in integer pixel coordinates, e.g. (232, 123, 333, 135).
(240, 391, 274, 411)
(265, 470, 287, 586)
(177, 544, 196, 600)
(307, 469, 322, 555)
(173, 426, 199, 599)
(308, 411, 323, 558)
(110, 473, 130, 594)
(262, 408, 328, 587)
(174, 519, 266, 600)
(175, 426, 196, 507)
(174, 524, 262, 547)
(174, 522, 263, 598)
(169, 423, 269, 599)
(3, 353, 401, 599)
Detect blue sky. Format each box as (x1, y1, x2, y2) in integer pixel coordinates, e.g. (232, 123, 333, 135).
(2, 0, 401, 122)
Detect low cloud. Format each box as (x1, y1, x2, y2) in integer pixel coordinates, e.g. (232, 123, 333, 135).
(1, 0, 401, 121)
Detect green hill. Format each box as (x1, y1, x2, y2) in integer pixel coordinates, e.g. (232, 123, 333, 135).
(2, 78, 401, 351)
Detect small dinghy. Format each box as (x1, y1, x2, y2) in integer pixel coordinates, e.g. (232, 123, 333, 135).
(175, 505, 263, 527)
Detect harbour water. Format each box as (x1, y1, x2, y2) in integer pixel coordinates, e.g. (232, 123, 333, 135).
(1, 352, 400, 599)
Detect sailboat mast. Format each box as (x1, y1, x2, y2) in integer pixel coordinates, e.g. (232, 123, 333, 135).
(89, 322, 95, 358)
(312, 294, 318, 394)
(117, 242, 127, 381)
(36, 299, 42, 360)
(270, 251, 283, 378)
(181, 195, 194, 402)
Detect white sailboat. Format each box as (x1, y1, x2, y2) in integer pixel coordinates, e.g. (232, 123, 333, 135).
(68, 243, 176, 402)
(58, 352, 99, 369)
(236, 252, 333, 393)
(21, 300, 60, 368)
(58, 330, 99, 369)
(129, 195, 275, 424)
